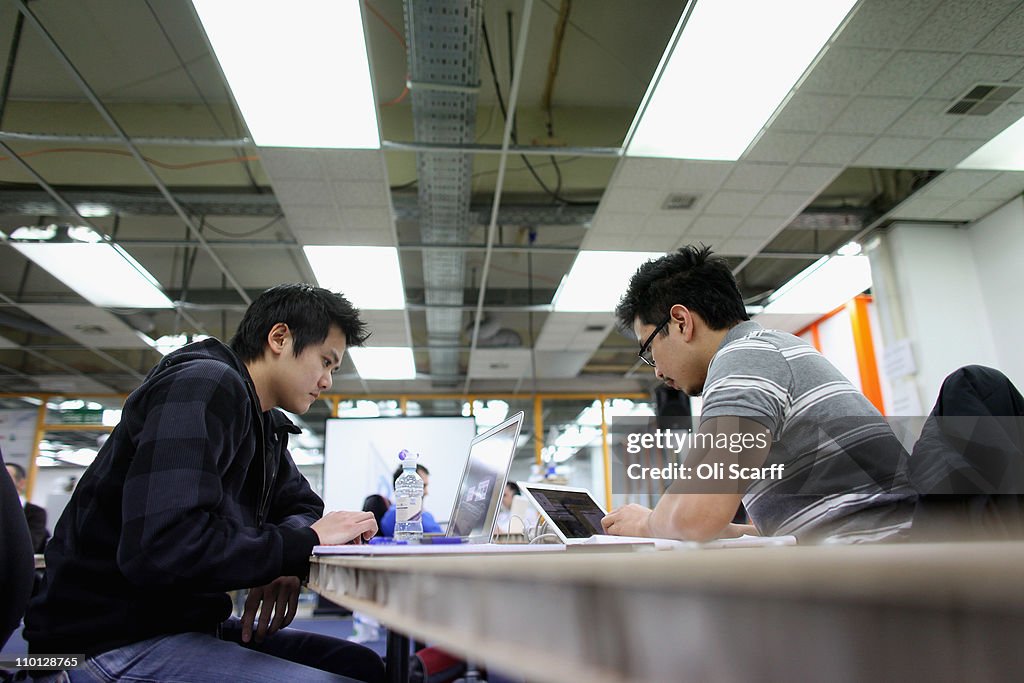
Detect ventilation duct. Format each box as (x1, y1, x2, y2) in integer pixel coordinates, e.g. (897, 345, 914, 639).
(403, 0, 483, 387)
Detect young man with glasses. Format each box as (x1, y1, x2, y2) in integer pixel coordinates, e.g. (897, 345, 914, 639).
(602, 245, 916, 544)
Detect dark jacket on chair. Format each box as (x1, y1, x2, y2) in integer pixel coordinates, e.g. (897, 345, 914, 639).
(24, 339, 323, 656)
(24, 500, 49, 554)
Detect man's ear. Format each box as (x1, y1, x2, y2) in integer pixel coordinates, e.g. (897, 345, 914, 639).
(266, 322, 291, 358)
(669, 304, 694, 341)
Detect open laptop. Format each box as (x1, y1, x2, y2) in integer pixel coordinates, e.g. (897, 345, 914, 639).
(518, 482, 796, 549)
(444, 411, 524, 542)
(314, 411, 524, 554)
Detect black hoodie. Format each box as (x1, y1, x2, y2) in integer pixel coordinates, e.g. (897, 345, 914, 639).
(25, 339, 322, 656)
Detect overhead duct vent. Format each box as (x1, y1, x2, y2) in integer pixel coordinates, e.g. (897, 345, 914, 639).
(662, 193, 700, 210)
(946, 84, 1021, 116)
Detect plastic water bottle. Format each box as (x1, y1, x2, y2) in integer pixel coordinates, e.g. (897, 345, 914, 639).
(394, 450, 424, 542)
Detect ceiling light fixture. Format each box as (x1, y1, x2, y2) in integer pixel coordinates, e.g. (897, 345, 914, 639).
(303, 245, 406, 310)
(348, 347, 417, 380)
(552, 251, 663, 312)
(763, 254, 871, 315)
(1, 225, 173, 309)
(190, 0, 380, 149)
(957, 115, 1024, 170)
(625, 0, 857, 160)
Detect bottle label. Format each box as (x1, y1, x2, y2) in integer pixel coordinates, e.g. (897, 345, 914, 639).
(395, 495, 422, 523)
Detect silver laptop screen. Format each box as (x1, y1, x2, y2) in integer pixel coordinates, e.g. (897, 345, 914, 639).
(446, 415, 521, 539)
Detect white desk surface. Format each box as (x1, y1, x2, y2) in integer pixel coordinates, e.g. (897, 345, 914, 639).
(309, 542, 1024, 683)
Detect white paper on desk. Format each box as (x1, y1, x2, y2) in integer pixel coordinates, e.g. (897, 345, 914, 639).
(313, 543, 566, 556)
(702, 534, 797, 548)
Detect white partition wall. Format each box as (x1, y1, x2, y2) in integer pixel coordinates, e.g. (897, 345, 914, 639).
(322, 417, 476, 525)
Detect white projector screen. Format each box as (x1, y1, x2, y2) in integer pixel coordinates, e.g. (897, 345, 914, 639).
(322, 417, 476, 526)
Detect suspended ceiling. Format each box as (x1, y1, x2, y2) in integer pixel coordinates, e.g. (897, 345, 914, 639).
(1, 0, 1024, 407)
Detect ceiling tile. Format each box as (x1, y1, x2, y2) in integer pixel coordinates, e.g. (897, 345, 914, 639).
(906, 0, 1020, 52)
(669, 160, 734, 191)
(836, 0, 942, 48)
(917, 170, 1000, 199)
(591, 211, 639, 233)
(717, 237, 765, 256)
(734, 218, 785, 238)
(360, 311, 412, 347)
(855, 136, 934, 167)
(888, 196, 959, 219)
(771, 93, 850, 132)
(722, 163, 790, 192)
(862, 50, 961, 97)
(643, 214, 695, 236)
(936, 199, 1008, 222)
(20, 305, 154, 349)
(830, 96, 914, 134)
(468, 349, 531, 379)
(337, 229, 396, 247)
(630, 235, 678, 252)
(910, 139, 986, 168)
(259, 149, 324, 180)
(971, 172, 1024, 200)
(945, 102, 1024, 140)
(318, 151, 387, 181)
(675, 234, 724, 250)
(755, 193, 813, 218)
(272, 179, 332, 206)
(703, 191, 763, 217)
(282, 205, 340, 229)
(925, 54, 1024, 99)
(800, 134, 874, 164)
(532, 351, 591, 379)
(614, 158, 681, 189)
(689, 215, 742, 236)
(338, 207, 394, 232)
(582, 234, 639, 250)
(975, 5, 1024, 54)
(600, 187, 665, 213)
(888, 98, 959, 137)
(329, 181, 391, 207)
(775, 165, 843, 193)
(797, 46, 891, 95)
(745, 132, 816, 163)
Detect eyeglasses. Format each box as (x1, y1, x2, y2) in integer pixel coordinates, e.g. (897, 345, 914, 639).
(637, 316, 671, 367)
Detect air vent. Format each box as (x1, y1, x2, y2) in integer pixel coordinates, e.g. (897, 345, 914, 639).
(73, 324, 108, 335)
(946, 84, 1021, 116)
(584, 324, 608, 333)
(662, 193, 699, 210)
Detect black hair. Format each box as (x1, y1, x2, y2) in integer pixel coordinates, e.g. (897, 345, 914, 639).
(505, 481, 521, 495)
(615, 244, 749, 335)
(6, 462, 26, 481)
(230, 283, 370, 362)
(392, 463, 430, 487)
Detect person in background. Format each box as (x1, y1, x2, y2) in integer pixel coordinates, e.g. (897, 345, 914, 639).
(379, 463, 442, 537)
(494, 482, 538, 535)
(25, 283, 385, 683)
(6, 462, 49, 553)
(603, 245, 916, 545)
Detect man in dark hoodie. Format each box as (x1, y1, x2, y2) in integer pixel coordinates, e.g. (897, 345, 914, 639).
(25, 284, 384, 682)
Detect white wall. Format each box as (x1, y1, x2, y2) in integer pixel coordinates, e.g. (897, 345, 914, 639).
(868, 208, 1021, 413)
(969, 196, 1024, 390)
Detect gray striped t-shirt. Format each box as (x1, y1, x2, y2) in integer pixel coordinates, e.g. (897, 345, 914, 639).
(701, 321, 916, 543)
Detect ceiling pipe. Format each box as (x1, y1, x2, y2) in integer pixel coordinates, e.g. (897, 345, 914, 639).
(12, 0, 252, 306)
(463, 0, 535, 394)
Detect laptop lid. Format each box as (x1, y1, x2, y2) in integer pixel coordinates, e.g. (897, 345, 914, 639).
(445, 411, 524, 542)
(517, 482, 609, 544)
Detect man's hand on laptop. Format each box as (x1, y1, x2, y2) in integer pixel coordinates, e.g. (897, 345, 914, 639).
(311, 510, 378, 545)
(601, 504, 654, 537)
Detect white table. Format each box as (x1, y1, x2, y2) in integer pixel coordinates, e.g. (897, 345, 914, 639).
(309, 542, 1024, 683)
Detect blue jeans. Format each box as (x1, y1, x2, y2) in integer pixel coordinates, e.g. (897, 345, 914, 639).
(29, 618, 384, 683)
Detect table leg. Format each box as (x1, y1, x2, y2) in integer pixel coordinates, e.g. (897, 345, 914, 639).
(385, 629, 410, 683)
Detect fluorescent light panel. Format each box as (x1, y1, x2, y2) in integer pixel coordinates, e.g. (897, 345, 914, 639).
(348, 347, 416, 380)
(304, 246, 406, 309)
(626, 0, 856, 160)
(191, 0, 379, 149)
(764, 255, 871, 315)
(9, 242, 173, 309)
(552, 251, 663, 312)
(958, 115, 1024, 170)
